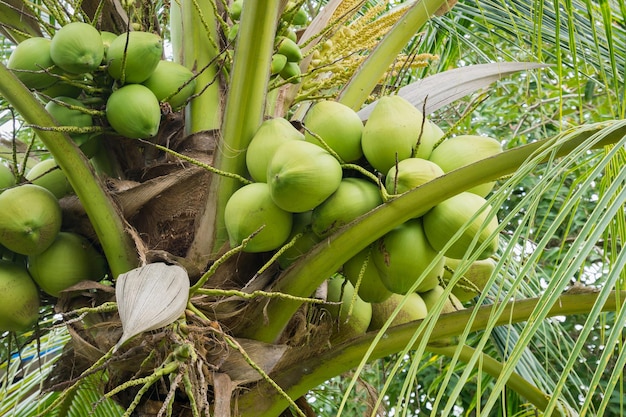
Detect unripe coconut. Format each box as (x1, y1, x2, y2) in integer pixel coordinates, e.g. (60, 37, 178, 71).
(277, 211, 321, 268)
(143, 60, 197, 110)
(224, 183, 293, 253)
(267, 140, 342, 213)
(26, 159, 72, 199)
(428, 135, 502, 197)
(246, 118, 304, 182)
(325, 274, 372, 343)
(311, 177, 382, 237)
(343, 246, 392, 303)
(28, 232, 107, 297)
(107, 31, 163, 83)
(229, 0, 243, 21)
(44, 96, 94, 153)
(372, 219, 443, 294)
(7, 37, 58, 89)
(100, 31, 118, 59)
(385, 157, 444, 195)
(442, 257, 496, 302)
(361, 95, 425, 174)
(415, 118, 444, 159)
(0, 163, 16, 190)
(423, 192, 499, 260)
(0, 184, 62, 255)
(369, 292, 427, 331)
(50, 22, 105, 74)
(276, 37, 302, 62)
(304, 100, 364, 162)
(0, 261, 39, 332)
(279, 61, 301, 83)
(271, 54, 288, 75)
(419, 285, 464, 314)
(106, 84, 161, 139)
(38, 80, 83, 101)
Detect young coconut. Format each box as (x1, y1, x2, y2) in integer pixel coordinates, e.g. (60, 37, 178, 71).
(0, 163, 16, 190)
(361, 95, 424, 174)
(50, 22, 105, 74)
(428, 135, 502, 197)
(369, 292, 427, 331)
(143, 60, 197, 110)
(267, 140, 342, 213)
(27, 232, 107, 297)
(372, 218, 443, 294)
(442, 257, 496, 302)
(25, 158, 72, 199)
(423, 192, 500, 260)
(44, 96, 96, 155)
(311, 177, 382, 237)
(0, 184, 62, 255)
(0, 261, 39, 332)
(7, 37, 58, 90)
(224, 182, 293, 253)
(246, 117, 304, 183)
(385, 157, 445, 195)
(343, 246, 393, 303)
(303, 100, 364, 162)
(107, 31, 163, 84)
(277, 211, 322, 268)
(325, 274, 372, 343)
(106, 84, 161, 139)
(419, 285, 464, 314)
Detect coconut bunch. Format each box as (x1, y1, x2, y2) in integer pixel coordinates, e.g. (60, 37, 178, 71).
(224, 95, 503, 340)
(7, 22, 197, 143)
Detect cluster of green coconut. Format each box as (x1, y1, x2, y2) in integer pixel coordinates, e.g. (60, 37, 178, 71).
(7, 21, 197, 142)
(225, 95, 502, 340)
(0, 173, 107, 332)
(229, 0, 307, 82)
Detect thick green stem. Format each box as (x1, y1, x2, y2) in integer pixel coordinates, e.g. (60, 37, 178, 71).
(236, 121, 626, 343)
(186, 1, 283, 265)
(235, 291, 626, 417)
(0, 63, 139, 277)
(337, 0, 450, 110)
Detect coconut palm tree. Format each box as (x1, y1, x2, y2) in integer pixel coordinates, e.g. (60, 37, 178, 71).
(0, 1, 624, 416)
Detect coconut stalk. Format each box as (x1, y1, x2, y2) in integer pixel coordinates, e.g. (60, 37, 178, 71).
(0, 62, 139, 277)
(236, 291, 626, 417)
(238, 120, 626, 343)
(186, 1, 285, 265)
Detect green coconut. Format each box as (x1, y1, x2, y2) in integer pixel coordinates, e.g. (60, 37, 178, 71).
(0, 163, 16, 190)
(0, 184, 62, 255)
(361, 95, 425, 174)
(28, 232, 107, 297)
(50, 22, 104, 74)
(107, 31, 163, 83)
(271, 54, 288, 75)
(423, 192, 499, 260)
(44, 96, 95, 153)
(372, 218, 444, 294)
(343, 246, 393, 303)
(304, 100, 364, 162)
(224, 182, 293, 253)
(442, 257, 496, 302)
(414, 118, 444, 159)
(7, 37, 58, 90)
(419, 285, 464, 314)
(385, 157, 445, 195)
(25, 159, 72, 199)
(246, 117, 304, 183)
(0, 261, 39, 332)
(100, 31, 118, 59)
(279, 61, 301, 83)
(325, 274, 372, 343)
(276, 37, 302, 62)
(143, 60, 196, 110)
(428, 135, 502, 197)
(311, 177, 382, 237)
(369, 292, 427, 331)
(106, 84, 161, 139)
(267, 140, 342, 213)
